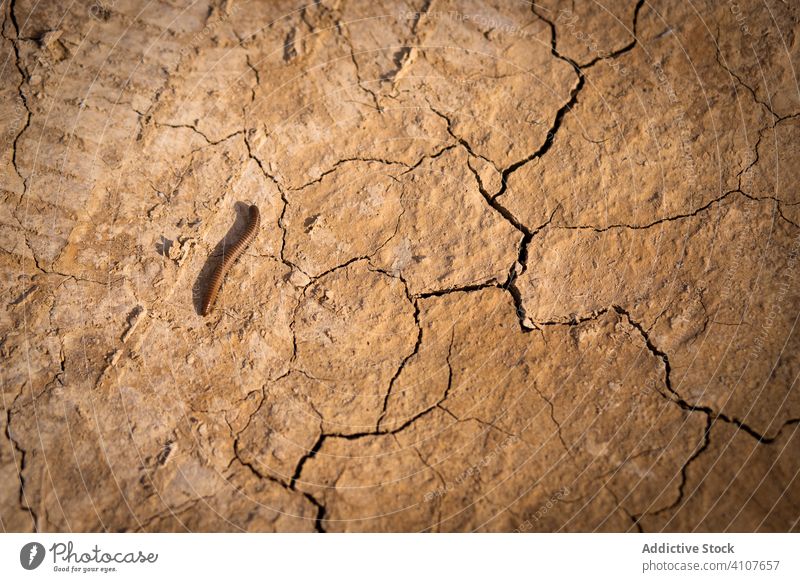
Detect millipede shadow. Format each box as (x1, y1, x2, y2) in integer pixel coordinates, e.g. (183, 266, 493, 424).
(192, 201, 253, 315)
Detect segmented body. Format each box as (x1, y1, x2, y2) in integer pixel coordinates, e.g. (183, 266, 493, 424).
(201, 205, 260, 316)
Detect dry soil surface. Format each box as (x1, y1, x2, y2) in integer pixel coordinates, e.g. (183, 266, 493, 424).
(1, 0, 799, 532)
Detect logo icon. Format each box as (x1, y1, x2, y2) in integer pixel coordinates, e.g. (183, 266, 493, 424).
(20, 542, 46, 570)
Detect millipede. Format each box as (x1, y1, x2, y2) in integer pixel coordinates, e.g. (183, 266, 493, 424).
(200, 204, 260, 316)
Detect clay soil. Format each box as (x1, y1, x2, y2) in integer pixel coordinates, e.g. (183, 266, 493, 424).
(1, 0, 799, 532)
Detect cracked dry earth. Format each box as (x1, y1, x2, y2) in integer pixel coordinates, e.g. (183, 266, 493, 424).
(1, 0, 799, 534)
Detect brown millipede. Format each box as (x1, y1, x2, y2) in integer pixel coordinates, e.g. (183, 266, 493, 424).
(201, 204, 260, 316)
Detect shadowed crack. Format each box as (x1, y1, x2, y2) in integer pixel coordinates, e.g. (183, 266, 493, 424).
(558, 189, 740, 231)
(529, 382, 572, 456)
(604, 484, 645, 533)
(155, 121, 243, 147)
(231, 439, 327, 533)
(713, 27, 779, 121)
(290, 331, 457, 498)
(533, 304, 799, 445)
(4, 406, 38, 531)
(291, 144, 455, 192)
(403, 438, 445, 533)
(244, 54, 259, 105)
(4, 0, 33, 200)
(570, 0, 645, 70)
(243, 131, 310, 279)
(434, 106, 560, 331)
(501, 207, 560, 332)
(500, 0, 645, 197)
(636, 414, 714, 519)
(283, 433, 328, 532)
(337, 20, 381, 110)
(416, 280, 500, 298)
(0, 340, 66, 532)
(417, 7, 591, 334)
(381, 106, 561, 331)
(612, 305, 799, 444)
(558, 189, 800, 232)
(22, 235, 114, 286)
(376, 280, 422, 430)
(495, 14, 584, 201)
(428, 103, 502, 188)
(734, 116, 800, 228)
(223, 387, 327, 532)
